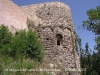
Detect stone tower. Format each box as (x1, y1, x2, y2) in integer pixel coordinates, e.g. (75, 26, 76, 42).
(0, 0, 80, 74)
(22, 2, 80, 75)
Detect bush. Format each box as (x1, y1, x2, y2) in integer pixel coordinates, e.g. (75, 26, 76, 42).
(0, 25, 44, 62)
(0, 25, 13, 55)
(26, 29, 44, 62)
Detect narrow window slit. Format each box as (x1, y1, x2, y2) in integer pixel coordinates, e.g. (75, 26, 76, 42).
(56, 34, 63, 46)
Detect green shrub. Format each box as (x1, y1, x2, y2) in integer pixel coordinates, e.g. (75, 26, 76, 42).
(10, 29, 44, 62)
(0, 25, 44, 62)
(10, 30, 27, 58)
(0, 25, 12, 44)
(26, 29, 44, 62)
(0, 25, 13, 55)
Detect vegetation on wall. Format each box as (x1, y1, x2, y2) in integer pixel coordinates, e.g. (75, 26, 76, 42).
(27, 18, 35, 29)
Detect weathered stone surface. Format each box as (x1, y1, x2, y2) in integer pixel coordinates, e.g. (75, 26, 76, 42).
(0, 0, 80, 75)
(22, 2, 80, 75)
(21, 2, 74, 31)
(0, 0, 30, 33)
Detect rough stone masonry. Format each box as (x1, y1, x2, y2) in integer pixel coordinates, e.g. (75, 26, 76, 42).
(0, 0, 80, 75)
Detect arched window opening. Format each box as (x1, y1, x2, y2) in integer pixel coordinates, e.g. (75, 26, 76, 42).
(56, 34, 63, 46)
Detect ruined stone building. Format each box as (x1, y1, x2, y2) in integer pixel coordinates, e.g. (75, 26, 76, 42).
(0, 0, 80, 75)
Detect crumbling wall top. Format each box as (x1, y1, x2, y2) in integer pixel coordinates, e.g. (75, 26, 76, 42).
(21, 2, 74, 31)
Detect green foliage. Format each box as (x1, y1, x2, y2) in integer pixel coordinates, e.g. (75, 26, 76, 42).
(0, 25, 44, 62)
(95, 36, 100, 52)
(43, 72, 50, 75)
(0, 25, 13, 54)
(10, 30, 27, 58)
(76, 35, 100, 75)
(83, 6, 100, 35)
(26, 29, 43, 62)
(79, 5, 100, 75)
(0, 25, 12, 44)
(80, 45, 100, 75)
(0, 55, 40, 75)
(76, 37, 99, 75)
(0, 25, 45, 75)
(80, 43, 94, 75)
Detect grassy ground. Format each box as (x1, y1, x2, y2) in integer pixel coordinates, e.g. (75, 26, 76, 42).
(0, 55, 50, 75)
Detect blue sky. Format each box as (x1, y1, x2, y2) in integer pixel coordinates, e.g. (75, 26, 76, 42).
(13, 0, 100, 50)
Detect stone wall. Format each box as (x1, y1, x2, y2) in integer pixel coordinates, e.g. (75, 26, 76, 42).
(21, 2, 74, 31)
(22, 2, 80, 75)
(0, 0, 30, 33)
(0, 0, 80, 74)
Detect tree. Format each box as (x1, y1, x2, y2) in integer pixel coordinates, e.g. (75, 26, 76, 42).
(80, 5, 100, 75)
(82, 6, 100, 52)
(83, 6, 100, 35)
